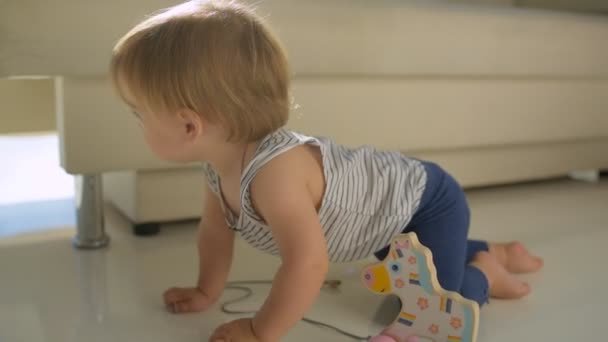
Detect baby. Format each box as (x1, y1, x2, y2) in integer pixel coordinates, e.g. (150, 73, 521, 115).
(110, 1, 543, 341)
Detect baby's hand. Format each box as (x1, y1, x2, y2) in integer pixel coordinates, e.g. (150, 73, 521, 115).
(209, 318, 259, 342)
(163, 286, 214, 314)
(370, 334, 420, 342)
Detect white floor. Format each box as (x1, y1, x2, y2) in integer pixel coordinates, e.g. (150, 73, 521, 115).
(0, 178, 607, 342)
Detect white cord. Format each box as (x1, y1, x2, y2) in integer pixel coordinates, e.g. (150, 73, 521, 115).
(222, 280, 372, 341)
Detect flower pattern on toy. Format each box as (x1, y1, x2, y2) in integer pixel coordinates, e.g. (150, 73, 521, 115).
(362, 233, 480, 342)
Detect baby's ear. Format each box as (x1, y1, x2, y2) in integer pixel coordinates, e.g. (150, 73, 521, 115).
(177, 108, 204, 140)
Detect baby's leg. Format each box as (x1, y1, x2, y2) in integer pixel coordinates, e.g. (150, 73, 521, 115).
(466, 239, 489, 263)
(488, 242, 544, 274)
(467, 239, 544, 274)
(411, 189, 491, 306)
(412, 170, 531, 304)
(469, 251, 531, 299)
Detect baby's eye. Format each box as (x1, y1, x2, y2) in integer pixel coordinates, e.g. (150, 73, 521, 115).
(131, 111, 142, 119)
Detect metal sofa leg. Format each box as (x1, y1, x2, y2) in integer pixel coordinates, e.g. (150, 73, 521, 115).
(72, 174, 109, 249)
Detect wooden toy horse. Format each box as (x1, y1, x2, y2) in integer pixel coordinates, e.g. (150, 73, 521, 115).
(362, 233, 479, 342)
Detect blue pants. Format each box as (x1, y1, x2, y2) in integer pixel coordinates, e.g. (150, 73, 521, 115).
(375, 161, 490, 306)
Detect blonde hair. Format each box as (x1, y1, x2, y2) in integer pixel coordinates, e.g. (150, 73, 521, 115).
(110, 0, 290, 142)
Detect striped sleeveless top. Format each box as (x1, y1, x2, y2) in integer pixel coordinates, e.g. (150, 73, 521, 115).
(202, 129, 427, 262)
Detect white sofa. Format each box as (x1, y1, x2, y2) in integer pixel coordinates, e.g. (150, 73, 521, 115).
(2, 1, 607, 237)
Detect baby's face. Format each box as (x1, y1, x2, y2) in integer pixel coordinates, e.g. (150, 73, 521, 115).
(120, 88, 201, 163)
(132, 104, 189, 162)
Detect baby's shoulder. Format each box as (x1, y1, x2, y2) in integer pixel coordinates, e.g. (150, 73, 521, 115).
(255, 144, 322, 183)
(250, 144, 324, 203)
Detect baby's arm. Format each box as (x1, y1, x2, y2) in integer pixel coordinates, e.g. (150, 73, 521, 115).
(164, 185, 235, 313)
(197, 185, 236, 300)
(249, 149, 329, 342)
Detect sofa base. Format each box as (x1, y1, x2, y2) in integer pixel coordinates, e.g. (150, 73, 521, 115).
(102, 140, 608, 230)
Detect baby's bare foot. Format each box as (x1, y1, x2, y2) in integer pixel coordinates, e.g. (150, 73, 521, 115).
(471, 251, 531, 299)
(490, 241, 544, 274)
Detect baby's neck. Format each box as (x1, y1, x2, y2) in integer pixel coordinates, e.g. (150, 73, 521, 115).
(204, 141, 258, 182)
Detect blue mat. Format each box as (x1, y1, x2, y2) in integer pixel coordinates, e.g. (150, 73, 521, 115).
(0, 198, 75, 237)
